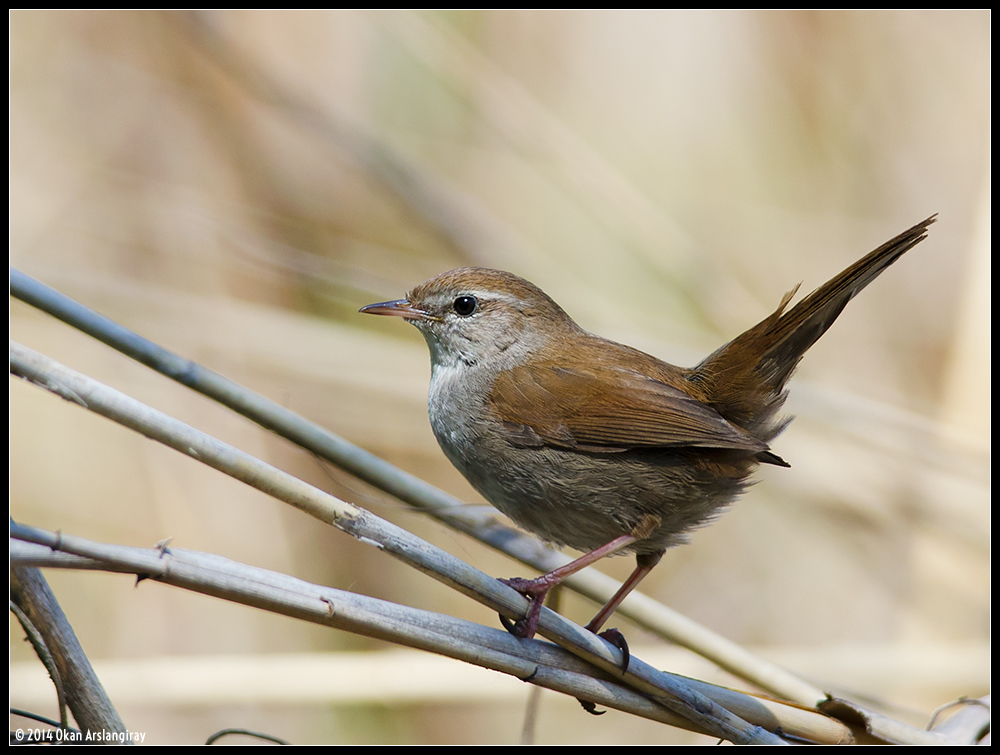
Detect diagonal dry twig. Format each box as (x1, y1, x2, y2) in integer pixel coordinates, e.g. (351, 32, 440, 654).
(10, 565, 129, 740)
(13, 529, 845, 740)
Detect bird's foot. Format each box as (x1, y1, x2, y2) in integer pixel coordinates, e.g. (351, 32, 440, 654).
(595, 627, 630, 673)
(573, 627, 630, 714)
(498, 576, 551, 640)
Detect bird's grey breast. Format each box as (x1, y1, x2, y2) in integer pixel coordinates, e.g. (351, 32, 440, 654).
(426, 361, 499, 465)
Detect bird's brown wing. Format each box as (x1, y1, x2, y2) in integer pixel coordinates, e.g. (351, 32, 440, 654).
(490, 361, 770, 455)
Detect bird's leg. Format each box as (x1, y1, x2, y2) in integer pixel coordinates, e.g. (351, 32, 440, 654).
(578, 549, 664, 676)
(500, 515, 660, 641)
(585, 550, 663, 636)
(499, 532, 638, 639)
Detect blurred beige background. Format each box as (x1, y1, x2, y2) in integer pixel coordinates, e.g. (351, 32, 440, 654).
(10, 9, 989, 745)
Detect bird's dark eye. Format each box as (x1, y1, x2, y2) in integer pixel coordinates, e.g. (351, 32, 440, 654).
(453, 295, 478, 316)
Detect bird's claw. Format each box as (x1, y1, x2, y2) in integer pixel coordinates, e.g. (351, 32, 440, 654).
(598, 627, 630, 673)
(578, 699, 606, 716)
(497, 612, 533, 639)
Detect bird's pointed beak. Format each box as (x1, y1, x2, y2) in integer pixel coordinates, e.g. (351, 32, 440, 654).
(359, 298, 433, 321)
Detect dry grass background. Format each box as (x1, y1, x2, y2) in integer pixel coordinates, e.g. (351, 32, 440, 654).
(9, 9, 989, 745)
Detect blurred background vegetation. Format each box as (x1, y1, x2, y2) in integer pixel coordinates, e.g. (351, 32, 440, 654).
(10, 9, 989, 745)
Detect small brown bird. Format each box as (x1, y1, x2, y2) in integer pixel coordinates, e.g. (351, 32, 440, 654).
(361, 216, 934, 645)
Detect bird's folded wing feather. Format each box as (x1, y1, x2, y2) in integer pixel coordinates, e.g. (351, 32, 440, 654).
(490, 362, 769, 454)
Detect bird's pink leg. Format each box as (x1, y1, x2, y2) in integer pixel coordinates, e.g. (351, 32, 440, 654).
(500, 515, 661, 640)
(585, 550, 663, 635)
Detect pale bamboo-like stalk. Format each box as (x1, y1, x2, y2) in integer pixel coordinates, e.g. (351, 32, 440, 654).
(13, 531, 853, 741)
